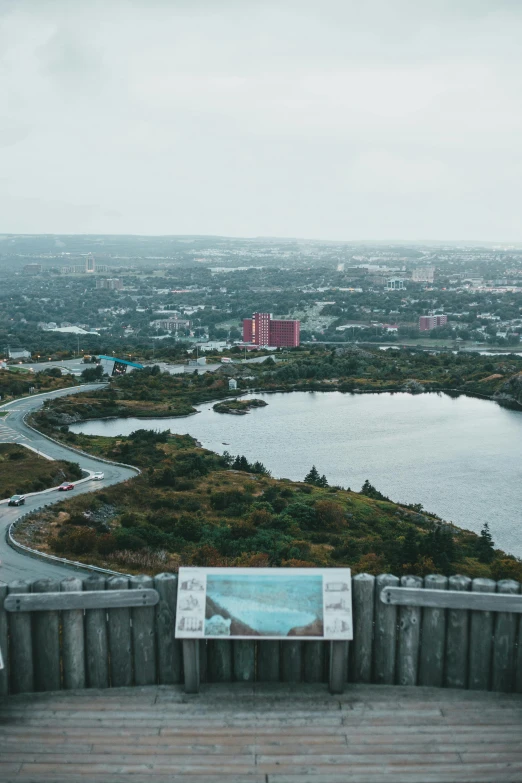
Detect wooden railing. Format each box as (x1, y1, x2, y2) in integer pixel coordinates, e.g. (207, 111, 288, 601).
(1, 572, 521, 695)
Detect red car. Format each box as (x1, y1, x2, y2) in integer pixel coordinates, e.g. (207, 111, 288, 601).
(58, 482, 75, 491)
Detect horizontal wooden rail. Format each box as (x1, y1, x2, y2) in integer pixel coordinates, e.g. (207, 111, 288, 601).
(381, 586, 522, 612)
(4, 589, 159, 613)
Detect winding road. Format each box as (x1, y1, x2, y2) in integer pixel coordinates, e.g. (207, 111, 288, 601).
(0, 384, 137, 581)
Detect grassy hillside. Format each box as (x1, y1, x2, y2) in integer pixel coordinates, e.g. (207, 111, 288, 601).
(15, 431, 521, 580)
(0, 444, 82, 498)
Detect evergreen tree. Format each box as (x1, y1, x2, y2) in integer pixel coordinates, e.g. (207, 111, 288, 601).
(476, 522, 495, 563)
(317, 474, 329, 488)
(304, 466, 320, 485)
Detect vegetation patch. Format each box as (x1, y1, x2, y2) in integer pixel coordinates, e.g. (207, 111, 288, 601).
(0, 444, 82, 498)
(213, 398, 268, 415)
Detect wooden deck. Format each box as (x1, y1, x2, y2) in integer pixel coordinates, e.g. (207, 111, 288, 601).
(1, 684, 522, 782)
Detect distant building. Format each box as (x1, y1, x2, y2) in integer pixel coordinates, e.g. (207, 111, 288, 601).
(150, 318, 190, 332)
(98, 355, 143, 376)
(85, 254, 96, 273)
(228, 379, 238, 390)
(23, 264, 42, 275)
(242, 312, 300, 347)
(8, 349, 31, 360)
(419, 315, 448, 331)
(412, 267, 435, 283)
(96, 278, 123, 290)
(386, 278, 405, 291)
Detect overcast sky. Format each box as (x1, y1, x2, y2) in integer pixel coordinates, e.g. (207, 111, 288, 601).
(1, 0, 521, 240)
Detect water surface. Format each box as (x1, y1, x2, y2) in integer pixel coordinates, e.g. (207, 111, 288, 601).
(71, 392, 522, 556)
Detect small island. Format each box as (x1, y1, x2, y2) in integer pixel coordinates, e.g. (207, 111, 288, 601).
(212, 398, 268, 415)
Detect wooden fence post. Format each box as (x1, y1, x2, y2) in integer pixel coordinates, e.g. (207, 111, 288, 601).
(281, 641, 302, 683)
(492, 579, 519, 693)
(374, 574, 399, 684)
(8, 580, 34, 694)
(154, 573, 180, 684)
(257, 641, 280, 682)
(0, 583, 9, 696)
(107, 575, 133, 687)
(469, 578, 496, 691)
(304, 641, 326, 683)
(445, 574, 471, 688)
(32, 578, 61, 692)
(83, 574, 109, 689)
(352, 573, 374, 683)
(397, 575, 423, 686)
(419, 574, 447, 687)
(61, 577, 85, 690)
(233, 640, 255, 682)
(130, 575, 156, 686)
(208, 641, 232, 682)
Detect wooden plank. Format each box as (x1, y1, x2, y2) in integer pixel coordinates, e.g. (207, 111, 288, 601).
(419, 574, 447, 688)
(233, 641, 255, 682)
(83, 574, 109, 689)
(4, 589, 159, 612)
(154, 573, 180, 685)
(182, 640, 200, 693)
(281, 641, 302, 683)
(257, 641, 280, 682)
(107, 576, 133, 687)
(0, 583, 8, 696)
(445, 574, 471, 689)
(32, 578, 61, 692)
(329, 641, 348, 694)
(469, 578, 496, 691)
(397, 575, 422, 686)
(304, 641, 326, 683)
(491, 579, 519, 693)
(380, 585, 522, 612)
(130, 575, 156, 686)
(352, 573, 374, 684)
(373, 574, 399, 684)
(61, 577, 85, 690)
(7, 581, 34, 694)
(207, 641, 232, 682)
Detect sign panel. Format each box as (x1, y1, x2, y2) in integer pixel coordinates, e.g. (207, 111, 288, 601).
(175, 567, 352, 641)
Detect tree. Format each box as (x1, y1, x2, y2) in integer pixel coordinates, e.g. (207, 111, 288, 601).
(304, 466, 320, 485)
(476, 522, 495, 564)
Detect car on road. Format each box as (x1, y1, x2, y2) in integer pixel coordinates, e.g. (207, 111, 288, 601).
(8, 494, 26, 506)
(92, 472, 104, 481)
(58, 482, 75, 491)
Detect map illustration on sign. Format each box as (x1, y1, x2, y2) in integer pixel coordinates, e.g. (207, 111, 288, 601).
(175, 567, 352, 641)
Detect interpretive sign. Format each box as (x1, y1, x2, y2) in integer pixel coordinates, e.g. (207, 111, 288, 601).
(175, 567, 352, 641)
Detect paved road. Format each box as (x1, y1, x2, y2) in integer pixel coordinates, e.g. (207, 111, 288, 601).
(0, 384, 137, 582)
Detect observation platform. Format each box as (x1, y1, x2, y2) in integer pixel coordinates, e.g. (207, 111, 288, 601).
(1, 683, 522, 783)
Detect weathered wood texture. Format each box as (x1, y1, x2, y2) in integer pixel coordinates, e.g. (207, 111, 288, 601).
(0, 583, 8, 696)
(61, 577, 85, 690)
(445, 574, 471, 689)
(107, 576, 133, 688)
(32, 578, 61, 692)
(2, 573, 522, 695)
(4, 589, 158, 612)
(2, 683, 522, 783)
(397, 575, 422, 686)
(351, 572, 375, 683)
(374, 574, 399, 684)
(83, 574, 109, 689)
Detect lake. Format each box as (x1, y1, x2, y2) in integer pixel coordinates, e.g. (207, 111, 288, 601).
(71, 391, 522, 556)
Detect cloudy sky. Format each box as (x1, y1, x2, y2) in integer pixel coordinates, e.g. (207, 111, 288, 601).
(1, 0, 521, 240)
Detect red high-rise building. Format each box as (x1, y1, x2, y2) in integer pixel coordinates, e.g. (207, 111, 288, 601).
(419, 315, 448, 331)
(242, 312, 300, 347)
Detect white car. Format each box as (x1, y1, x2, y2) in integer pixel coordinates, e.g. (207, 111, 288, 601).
(92, 472, 104, 481)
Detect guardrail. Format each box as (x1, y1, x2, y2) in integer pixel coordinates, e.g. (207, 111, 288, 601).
(1, 572, 521, 696)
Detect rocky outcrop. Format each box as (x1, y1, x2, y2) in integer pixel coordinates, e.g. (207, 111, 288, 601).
(493, 372, 522, 408)
(401, 379, 426, 394)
